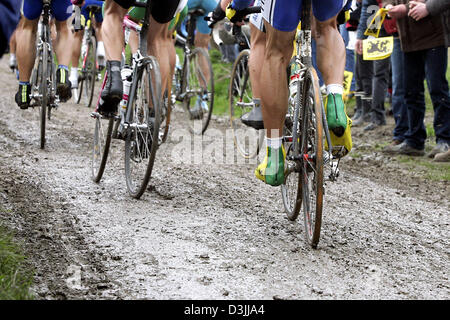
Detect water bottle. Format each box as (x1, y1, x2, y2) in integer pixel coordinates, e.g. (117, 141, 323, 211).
(289, 63, 300, 98)
(119, 66, 133, 122)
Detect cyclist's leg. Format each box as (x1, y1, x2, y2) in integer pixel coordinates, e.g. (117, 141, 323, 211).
(100, 0, 129, 114)
(312, 0, 350, 144)
(15, 0, 41, 108)
(70, 28, 83, 88)
(254, 0, 300, 186)
(92, 1, 105, 67)
(240, 18, 266, 129)
(147, 0, 180, 95)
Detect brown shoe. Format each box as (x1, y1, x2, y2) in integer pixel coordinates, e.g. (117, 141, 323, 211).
(383, 140, 402, 153)
(433, 149, 450, 162)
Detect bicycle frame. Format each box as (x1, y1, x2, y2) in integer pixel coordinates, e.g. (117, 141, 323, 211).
(31, 0, 56, 108)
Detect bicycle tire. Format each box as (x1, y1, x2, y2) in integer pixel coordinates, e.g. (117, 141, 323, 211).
(159, 88, 172, 145)
(124, 56, 162, 199)
(300, 67, 324, 249)
(282, 58, 302, 220)
(84, 34, 97, 108)
(183, 47, 214, 135)
(229, 49, 263, 159)
(92, 116, 114, 182)
(40, 46, 49, 149)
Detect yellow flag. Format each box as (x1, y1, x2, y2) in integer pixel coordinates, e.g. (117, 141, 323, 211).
(364, 8, 389, 38)
(343, 70, 353, 97)
(363, 36, 394, 60)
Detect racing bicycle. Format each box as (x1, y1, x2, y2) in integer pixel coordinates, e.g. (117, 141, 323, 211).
(281, 0, 341, 248)
(29, 0, 59, 149)
(173, 8, 214, 135)
(91, 0, 162, 199)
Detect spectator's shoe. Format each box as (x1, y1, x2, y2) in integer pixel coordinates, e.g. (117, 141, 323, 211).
(384, 141, 425, 156)
(99, 61, 122, 116)
(255, 145, 286, 187)
(433, 149, 450, 162)
(15, 84, 31, 109)
(325, 93, 348, 137)
(382, 139, 403, 153)
(56, 68, 72, 102)
(351, 114, 367, 127)
(363, 122, 382, 131)
(427, 142, 449, 159)
(241, 105, 264, 130)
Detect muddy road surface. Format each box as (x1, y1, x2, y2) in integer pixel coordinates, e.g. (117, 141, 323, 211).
(0, 61, 448, 300)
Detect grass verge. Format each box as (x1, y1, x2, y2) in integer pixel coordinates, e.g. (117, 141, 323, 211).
(0, 212, 34, 299)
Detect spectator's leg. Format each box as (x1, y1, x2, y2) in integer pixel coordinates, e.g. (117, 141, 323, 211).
(424, 46, 450, 146)
(403, 49, 427, 150)
(369, 56, 390, 126)
(390, 37, 408, 143)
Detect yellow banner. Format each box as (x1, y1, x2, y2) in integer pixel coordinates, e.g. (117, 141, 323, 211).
(343, 70, 353, 97)
(363, 36, 394, 60)
(364, 8, 389, 38)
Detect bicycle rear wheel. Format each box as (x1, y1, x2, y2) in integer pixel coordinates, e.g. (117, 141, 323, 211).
(92, 115, 114, 182)
(300, 67, 324, 248)
(124, 56, 162, 199)
(183, 47, 214, 135)
(229, 49, 263, 159)
(83, 34, 97, 108)
(39, 46, 49, 149)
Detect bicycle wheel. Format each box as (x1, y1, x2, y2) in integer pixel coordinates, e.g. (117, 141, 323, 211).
(281, 60, 302, 219)
(92, 115, 114, 182)
(124, 56, 162, 199)
(83, 34, 97, 108)
(300, 67, 324, 249)
(39, 46, 49, 149)
(229, 49, 263, 159)
(182, 47, 214, 135)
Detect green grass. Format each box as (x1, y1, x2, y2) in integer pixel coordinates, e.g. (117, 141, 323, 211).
(395, 156, 450, 181)
(0, 215, 34, 300)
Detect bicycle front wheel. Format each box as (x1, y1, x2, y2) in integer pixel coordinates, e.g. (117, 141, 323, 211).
(124, 56, 162, 199)
(229, 49, 263, 159)
(183, 47, 214, 135)
(92, 115, 114, 182)
(300, 67, 324, 249)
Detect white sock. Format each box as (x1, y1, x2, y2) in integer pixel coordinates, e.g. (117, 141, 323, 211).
(326, 84, 343, 95)
(97, 41, 105, 56)
(70, 67, 78, 78)
(266, 136, 282, 149)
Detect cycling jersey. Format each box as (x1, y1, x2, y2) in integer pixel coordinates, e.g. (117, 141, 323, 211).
(113, 0, 182, 24)
(23, 0, 73, 22)
(249, 0, 263, 31)
(187, 0, 219, 35)
(232, 0, 346, 32)
(81, 0, 103, 23)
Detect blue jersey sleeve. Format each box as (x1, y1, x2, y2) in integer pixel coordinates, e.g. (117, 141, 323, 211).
(231, 0, 253, 11)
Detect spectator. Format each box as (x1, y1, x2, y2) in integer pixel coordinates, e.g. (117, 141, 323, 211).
(383, 0, 450, 157)
(355, 0, 391, 131)
(352, 0, 374, 126)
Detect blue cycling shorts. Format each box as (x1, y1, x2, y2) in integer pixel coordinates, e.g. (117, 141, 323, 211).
(82, 0, 103, 23)
(23, 0, 73, 22)
(187, 0, 218, 34)
(262, 0, 345, 32)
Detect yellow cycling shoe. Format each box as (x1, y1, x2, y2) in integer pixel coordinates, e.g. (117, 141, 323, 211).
(325, 116, 353, 158)
(324, 93, 352, 158)
(255, 145, 286, 186)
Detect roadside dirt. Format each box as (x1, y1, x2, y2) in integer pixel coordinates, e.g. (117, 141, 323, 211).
(0, 59, 448, 300)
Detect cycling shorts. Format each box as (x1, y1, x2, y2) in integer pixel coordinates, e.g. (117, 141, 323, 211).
(250, 0, 264, 32)
(82, 0, 103, 23)
(262, 0, 345, 32)
(187, 0, 219, 35)
(113, 0, 181, 24)
(23, 0, 73, 22)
